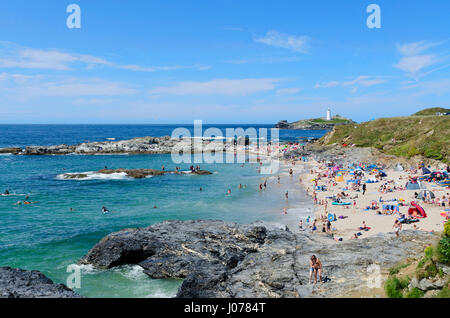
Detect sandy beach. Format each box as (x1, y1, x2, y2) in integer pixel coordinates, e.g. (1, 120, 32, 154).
(280, 155, 449, 241)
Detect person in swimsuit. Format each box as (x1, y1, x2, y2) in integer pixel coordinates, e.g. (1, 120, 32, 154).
(309, 255, 322, 284)
(311, 219, 317, 232)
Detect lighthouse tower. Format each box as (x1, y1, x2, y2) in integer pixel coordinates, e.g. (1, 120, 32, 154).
(326, 107, 331, 121)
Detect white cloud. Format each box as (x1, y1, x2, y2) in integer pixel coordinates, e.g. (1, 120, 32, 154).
(396, 40, 439, 56)
(39, 80, 137, 97)
(315, 76, 387, 90)
(400, 78, 450, 96)
(254, 31, 309, 53)
(394, 40, 441, 77)
(0, 42, 205, 72)
(149, 78, 281, 96)
(0, 74, 137, 99)
(394, 55, 437, 75)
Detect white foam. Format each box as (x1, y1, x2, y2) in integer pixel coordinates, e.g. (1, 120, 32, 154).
(145, 290, 178, 298)
(119, 265, 148, 281)
(66, 263, 99, 275)
(56, 171, 130, 180)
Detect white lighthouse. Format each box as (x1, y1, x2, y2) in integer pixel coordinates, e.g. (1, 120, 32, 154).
(326, 107, 331, 121)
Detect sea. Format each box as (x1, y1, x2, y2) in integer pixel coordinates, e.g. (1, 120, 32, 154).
(0, 124, 327, 297)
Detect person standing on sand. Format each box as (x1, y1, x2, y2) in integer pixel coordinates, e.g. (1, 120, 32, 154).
(311, 219, 317, 232)
(393, 219, 402, 237)
(285, 191, 289, 200)
(362, 183, 366, 195)
(309, 255, 322, 284)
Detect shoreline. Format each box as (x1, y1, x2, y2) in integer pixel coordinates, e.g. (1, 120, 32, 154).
(2, 137, 448, 298)
(286, 152, 448, 241)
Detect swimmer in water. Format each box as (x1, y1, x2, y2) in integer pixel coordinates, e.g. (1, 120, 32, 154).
(227, 189, 231, 196)
(282, 208, 287, 215)
(101, 206, 109, 214)
(3, 189, 9, 195)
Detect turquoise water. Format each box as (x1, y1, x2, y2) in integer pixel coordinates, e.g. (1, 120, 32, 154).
(0, 153, 313, 297)
(0, 125, 323, 297)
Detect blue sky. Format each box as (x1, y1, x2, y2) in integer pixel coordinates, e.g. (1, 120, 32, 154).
(0, 0, 449, 124)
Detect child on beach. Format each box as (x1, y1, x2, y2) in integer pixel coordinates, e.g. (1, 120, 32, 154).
(393, 219, 402, 237)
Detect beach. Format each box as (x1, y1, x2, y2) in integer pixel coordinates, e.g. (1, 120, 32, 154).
(284, 153, 449, 240)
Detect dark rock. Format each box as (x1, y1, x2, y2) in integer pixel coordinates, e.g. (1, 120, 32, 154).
(0, 147, 22, 154)
(0, 267, 83, 298)
(62, 168, 213, 179)
(79, 220, 436, 298)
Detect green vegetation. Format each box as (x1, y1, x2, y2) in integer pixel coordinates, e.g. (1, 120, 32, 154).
(321, 108, 450, 163)
(384, 276, 410, 298)
(413, 107, 450, 116)
(436, 281, 450, 298)
(416, 245, 442, 280)
(405, 287, 425, 298)
(309, 117, 352, 124)
(437, 223, 450, 265)
(384, 229, 450, 298)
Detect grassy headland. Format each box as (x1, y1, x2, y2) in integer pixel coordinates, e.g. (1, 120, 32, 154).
(320, 108, 450, 163)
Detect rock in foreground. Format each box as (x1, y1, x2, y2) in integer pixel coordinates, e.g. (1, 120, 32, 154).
(0, 267, 83, 298)
(79, 220, 436, 298)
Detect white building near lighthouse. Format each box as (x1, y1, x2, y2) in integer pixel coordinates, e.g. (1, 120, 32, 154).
(326, 107, 331, 121)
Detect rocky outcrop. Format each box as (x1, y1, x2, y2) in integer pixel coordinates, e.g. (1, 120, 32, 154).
(61, 168, 212, 179)
(79, 220, 436, 298)
(275, 117, 355, 130)
(0, 136, 238, 156)
(0, 147, 21, 154)
(0, 267, 82, 298)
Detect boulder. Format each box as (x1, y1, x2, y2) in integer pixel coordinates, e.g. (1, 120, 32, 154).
(79, 221, 436, 298)
(0, 267, 83, 298)
(0, 147, 22, 154)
